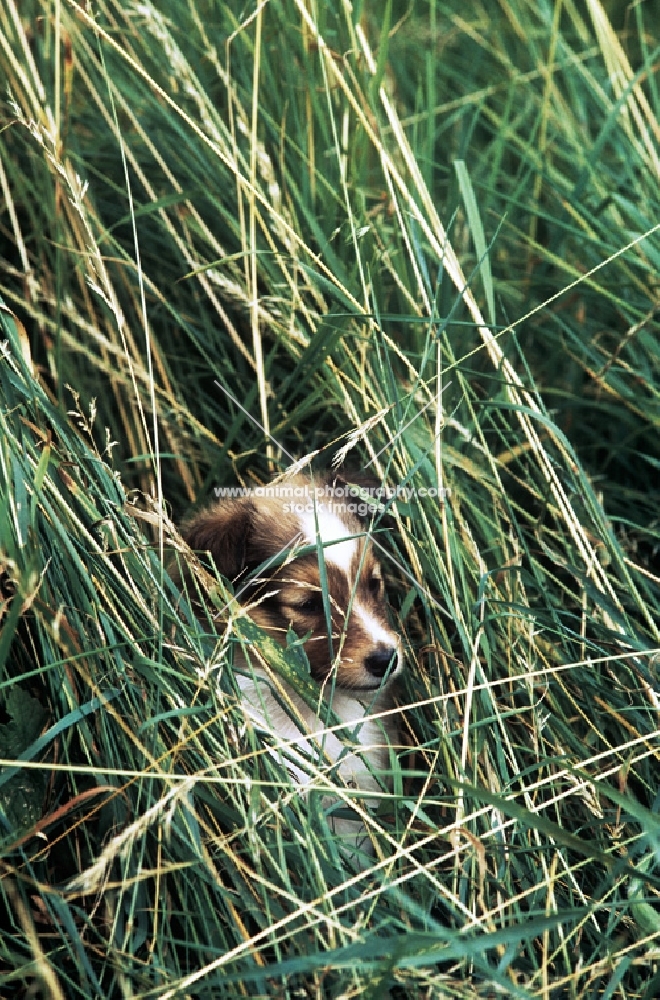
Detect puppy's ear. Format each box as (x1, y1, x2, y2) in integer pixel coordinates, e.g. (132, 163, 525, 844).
(329, 471, 394, 527)
(331, 471, 381, 492)
(181, 499, 256, 579)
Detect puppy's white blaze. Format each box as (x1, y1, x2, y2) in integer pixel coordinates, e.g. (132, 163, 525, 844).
(297, 508, 358, 574)
(354, 603, 401, 665)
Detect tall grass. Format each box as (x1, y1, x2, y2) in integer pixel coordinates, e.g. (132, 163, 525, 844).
(1, 0, 660, 996)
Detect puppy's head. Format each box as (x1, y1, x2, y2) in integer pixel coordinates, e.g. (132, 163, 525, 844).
(181, 475, 402, 691)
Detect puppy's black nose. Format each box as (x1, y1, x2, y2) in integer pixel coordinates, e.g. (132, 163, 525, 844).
(364, 645, 399, 678)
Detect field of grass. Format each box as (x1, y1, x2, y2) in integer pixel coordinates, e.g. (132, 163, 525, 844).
(1, 0, 660, 997)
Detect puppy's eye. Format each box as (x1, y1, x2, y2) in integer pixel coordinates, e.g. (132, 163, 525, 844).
(296, 593, 324, 614)
(367, 574, 383, 596)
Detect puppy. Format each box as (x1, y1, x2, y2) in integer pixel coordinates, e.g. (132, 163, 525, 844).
(181, 473, 402, 858)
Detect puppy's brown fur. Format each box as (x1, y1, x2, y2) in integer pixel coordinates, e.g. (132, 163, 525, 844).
(181, 473, 402, 858)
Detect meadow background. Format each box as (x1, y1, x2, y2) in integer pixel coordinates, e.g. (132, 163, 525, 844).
(1, 0, 660, 997)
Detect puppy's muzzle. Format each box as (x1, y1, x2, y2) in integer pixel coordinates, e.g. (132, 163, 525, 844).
(364, 643, 400, 680)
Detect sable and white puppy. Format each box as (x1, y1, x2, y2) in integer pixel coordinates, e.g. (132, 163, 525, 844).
(181, 473, 402, 856)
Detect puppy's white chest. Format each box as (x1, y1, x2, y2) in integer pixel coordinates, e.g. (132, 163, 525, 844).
(235, 668, 392, 791)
